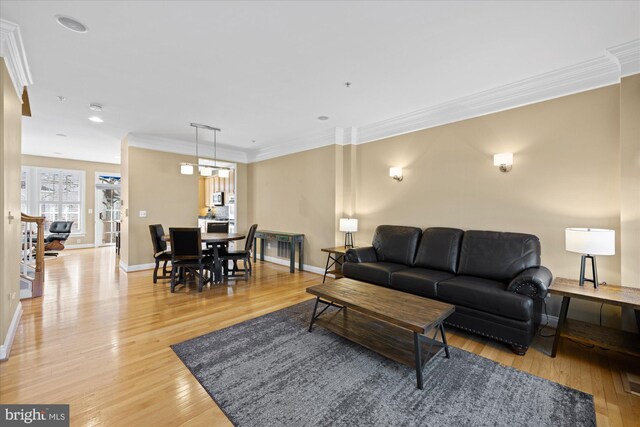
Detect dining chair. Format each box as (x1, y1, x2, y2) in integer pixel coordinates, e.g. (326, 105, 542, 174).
(222, 224, 258, 280)
(149, 224, 172, 283)
(206, 222, 229, 233)
(169, 227, 213, 292)
(205, 222, 230, 254)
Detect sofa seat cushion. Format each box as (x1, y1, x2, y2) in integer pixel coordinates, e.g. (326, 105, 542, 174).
(342, 262, 409, 287)
(438, 276, 533, 321)
(390, 268, 455, 298)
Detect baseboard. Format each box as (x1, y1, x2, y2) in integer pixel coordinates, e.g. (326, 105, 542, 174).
(261, 255, 325, 276)
(65, 243, 96, 250)
(119, 261, 156, 272)
(0, 302, 23, 361)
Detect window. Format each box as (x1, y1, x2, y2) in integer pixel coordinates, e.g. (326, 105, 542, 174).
(21, 166, 85, 234)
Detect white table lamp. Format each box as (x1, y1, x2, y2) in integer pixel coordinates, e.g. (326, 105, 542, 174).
(339, 218, 358, 248)
(565, 228, 615, 288)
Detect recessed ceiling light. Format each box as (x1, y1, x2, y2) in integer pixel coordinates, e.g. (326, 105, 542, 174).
(317, 116, 329, 121)
(57, 95, 66, 102)
(55, 15, 88, 33)
(56, 133, 67, 137)
(89, 103, 103, 112)
(252, 140, 256, 143)
(89, 116, 103, 123)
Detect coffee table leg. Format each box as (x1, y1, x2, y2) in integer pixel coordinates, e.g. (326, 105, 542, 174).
(439, 324, 450, 359)
(308, 297, 320, 332)
(413, 332, 423, 390)
(551, 296, 571, 357)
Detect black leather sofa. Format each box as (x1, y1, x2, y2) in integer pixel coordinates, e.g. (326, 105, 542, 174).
(343, 225, 552, 355)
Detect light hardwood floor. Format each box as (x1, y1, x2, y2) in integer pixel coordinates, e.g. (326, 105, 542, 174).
(1, 247, 638, 426)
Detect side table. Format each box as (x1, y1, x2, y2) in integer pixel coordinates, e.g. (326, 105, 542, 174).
(549, 277, 640, 358)
(321, 246, 354, 283)
(253, 230, 304, 273)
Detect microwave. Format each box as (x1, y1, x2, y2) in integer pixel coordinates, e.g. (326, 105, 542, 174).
(212, 191, 224, 206)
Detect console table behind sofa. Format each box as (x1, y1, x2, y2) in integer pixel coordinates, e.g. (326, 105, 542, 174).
(254, 230, 304, 273)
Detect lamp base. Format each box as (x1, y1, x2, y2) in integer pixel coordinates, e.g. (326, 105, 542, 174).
(579, 254, 599, 288)
(344, 232, 354, 248)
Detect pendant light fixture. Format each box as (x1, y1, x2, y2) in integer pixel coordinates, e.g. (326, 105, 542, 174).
(180, 123, 231, 177)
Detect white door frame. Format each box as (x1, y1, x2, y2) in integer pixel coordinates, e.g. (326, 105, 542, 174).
(94, 172, 121, 247)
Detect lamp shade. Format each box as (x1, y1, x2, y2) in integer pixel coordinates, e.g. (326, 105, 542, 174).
(180, 163, 194, 175)
(199, 166, 213, 177)
(339, 218, 358, 232)
(493, 152, 513, 166)
(565, 228, 615, 255)
(218, 168, 230, 178)
(389, 167, 403, 178)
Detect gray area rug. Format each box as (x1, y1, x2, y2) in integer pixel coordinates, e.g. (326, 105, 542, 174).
(172, 300, 595, 426)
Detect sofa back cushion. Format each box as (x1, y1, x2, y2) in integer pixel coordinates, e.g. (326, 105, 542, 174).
(413, 227, 464, 273)
(457, 230, 541, 282)
(372, 225, 422, 266)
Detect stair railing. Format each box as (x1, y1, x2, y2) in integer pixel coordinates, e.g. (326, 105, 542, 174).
(21, 213, 45, 298)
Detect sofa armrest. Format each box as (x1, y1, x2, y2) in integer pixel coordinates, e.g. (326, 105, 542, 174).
(345, 247, 377, 263)
(507, 266, 553, 299)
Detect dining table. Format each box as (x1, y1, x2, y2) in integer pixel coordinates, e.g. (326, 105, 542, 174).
(162, 232, 246, 284)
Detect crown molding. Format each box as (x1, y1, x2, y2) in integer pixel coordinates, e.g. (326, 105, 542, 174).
(607, 39, 640, 77)
(127, 133, 248, 163)
(135, 40, 637, 164)
(246, 127, 342, 163)
(0, 19, 33, 99)
(356, 53, 622, 145)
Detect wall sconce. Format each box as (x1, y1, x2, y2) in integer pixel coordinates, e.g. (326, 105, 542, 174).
(389, 167, 403, 182)
(493, 153, 513, 173)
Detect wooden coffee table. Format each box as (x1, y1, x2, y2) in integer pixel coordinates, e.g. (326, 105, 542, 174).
(307, 278, 455, 389)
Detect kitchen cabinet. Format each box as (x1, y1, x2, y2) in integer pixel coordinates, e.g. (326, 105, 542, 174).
(203, 169, 236, 206)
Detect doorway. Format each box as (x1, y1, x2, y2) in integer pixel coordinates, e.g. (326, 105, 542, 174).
(95, 173, 121, 247)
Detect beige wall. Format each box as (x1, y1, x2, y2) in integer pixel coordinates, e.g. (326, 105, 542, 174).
(1, 59, 22, 349)
(246, 82, 640, 328)
(354, 85, 621, 281)
(247, 145, 338, 269)
(120, 142, 248, 268)
(121, 147, 199, 267)
(353, 85, 623, 326)
(235, 162, 248, 235)
(619, 74, 640, 330)
(21, 155, 120, 246)
(620, 73, 640, 287)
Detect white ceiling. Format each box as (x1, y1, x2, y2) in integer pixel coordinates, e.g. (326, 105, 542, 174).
(1, 1, 639, 164)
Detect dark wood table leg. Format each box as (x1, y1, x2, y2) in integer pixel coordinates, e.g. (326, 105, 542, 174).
(298, 238, 304, 271)
(414, 332, 423, 390)
(551, 296, 571, 357)
(213, 245, 222, 283)
(290, 240, 295, 273)
(253, 237, 257, 263)
(260, 238, 265, 261)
